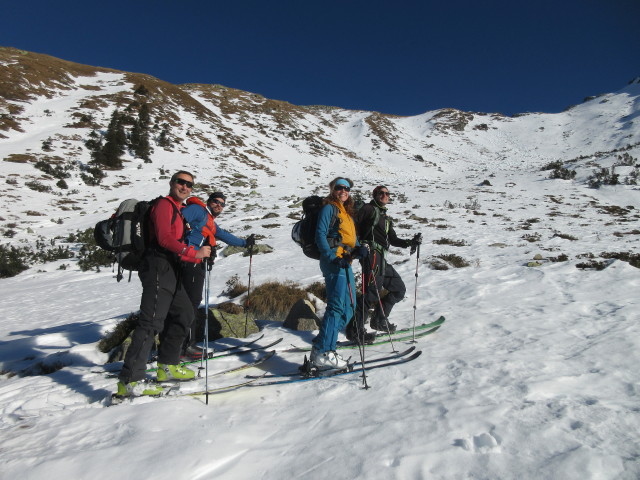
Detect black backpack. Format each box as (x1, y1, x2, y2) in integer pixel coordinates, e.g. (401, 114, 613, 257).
(94, 196, 182, 281)
(291, 196, 339, 259)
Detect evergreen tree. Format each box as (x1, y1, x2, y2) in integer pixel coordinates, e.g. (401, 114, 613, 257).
(130, 103, 153, 162)
(85, 129, 102, 152)
(157, 123, 172, 148)
(139, 103, 151, 127)
(134, 84, 150, 96)
(100, 110, 126, 169)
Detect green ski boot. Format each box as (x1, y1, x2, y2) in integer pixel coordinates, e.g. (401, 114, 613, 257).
(157, 363, 196, 382)
(116, 381, 165, 398)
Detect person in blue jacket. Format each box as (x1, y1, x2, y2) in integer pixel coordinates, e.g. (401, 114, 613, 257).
(178, 192, 256, 357)
(311, 177, 368, 369)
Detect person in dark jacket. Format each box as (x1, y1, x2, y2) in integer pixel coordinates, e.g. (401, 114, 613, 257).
(116, 171, 211, 397)
(350, 185, 421, 337)
(179, 192, 256, 357)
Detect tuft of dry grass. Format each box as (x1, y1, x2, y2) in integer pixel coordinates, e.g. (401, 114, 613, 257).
(97, 313, 138, 353)
(245, 280, 309, 320)
(223, 274, 249, 298)
(304, 281, 326, 301)
(436, 254, 471, 268)
(433, 237, 469, 247)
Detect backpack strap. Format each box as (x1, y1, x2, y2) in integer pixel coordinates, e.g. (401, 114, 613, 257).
(361, 204, 383, 254)
(326, 204, 343, 249)
(152, 196, 191, 242)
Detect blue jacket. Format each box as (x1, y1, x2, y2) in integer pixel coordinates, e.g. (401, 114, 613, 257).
(316, 202, 359, 273)
(182, 203, 246, 250)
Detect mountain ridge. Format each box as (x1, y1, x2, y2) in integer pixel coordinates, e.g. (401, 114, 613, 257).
(0, 46, 638, 255)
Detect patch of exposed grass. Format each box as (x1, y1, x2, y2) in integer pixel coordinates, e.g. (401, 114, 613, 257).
(433, 237, 468, 247)
(4, 153, 35, 163)
(601, 251, 640, 269)
(522, 233, 542, 243)
(304, 281, 326, 301)
(98, 313, 138, 353)
(218, 302, 244, 314)
(223, 274, 249, 298)
(598, 205, 633, 217)
(548, 254, 569, 263)
(436, 254, 470, 268)
(552, 232, 578, 241)
(245, 280, 309, 320)
(576, 260, 608, 271)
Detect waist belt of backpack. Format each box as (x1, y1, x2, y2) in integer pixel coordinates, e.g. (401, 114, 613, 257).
(330, 234, 354, 258)
(148, 247, 185, 290)
(327, 234, 349, 254)
(148, 246, 180, 265)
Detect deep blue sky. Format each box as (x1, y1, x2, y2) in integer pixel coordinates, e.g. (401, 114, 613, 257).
(2, 0, 639, 116)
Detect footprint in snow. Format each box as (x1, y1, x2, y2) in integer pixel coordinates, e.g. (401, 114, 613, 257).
(453, 432, 501, 453)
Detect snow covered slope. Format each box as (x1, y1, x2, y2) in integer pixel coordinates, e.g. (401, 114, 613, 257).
(0, 47, 639, 479)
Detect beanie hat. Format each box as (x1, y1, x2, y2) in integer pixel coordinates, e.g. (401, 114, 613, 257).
(207, 192, 226, 203)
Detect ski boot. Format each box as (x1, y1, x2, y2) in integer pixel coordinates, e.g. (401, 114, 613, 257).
(370, 317, 397, 334)
(113, 380, 166, 402)
(300, 348, 352, 377)
(157, 363, 196, 382)
(346, 321, 376, 345)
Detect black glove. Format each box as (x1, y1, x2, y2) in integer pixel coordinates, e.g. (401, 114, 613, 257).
(333, 255, 351, 268)
(352, 245, 369, 260)
(245, 234, 256, 249)
(206, 246, 217, 269)
(410, 233, 422, 255)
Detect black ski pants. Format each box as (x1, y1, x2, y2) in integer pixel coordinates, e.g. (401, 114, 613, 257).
(119, 253, 194, 384)
(357, 251, 406, 325)
(179, 262, 206, 347)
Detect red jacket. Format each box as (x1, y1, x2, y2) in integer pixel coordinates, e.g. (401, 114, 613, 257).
(149, 196, 198, 263)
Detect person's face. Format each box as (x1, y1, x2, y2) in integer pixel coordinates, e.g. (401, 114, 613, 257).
(170, 174, 193, 202)
(376, 188, 391, 205)
(333, 184, 350, 204)
(207, 197, 226, 216)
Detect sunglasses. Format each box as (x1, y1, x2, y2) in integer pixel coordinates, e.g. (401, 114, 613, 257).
(379, 191, 391, 197)
(334, 185, 351, 192)
(173, 178, 194, 189)
(210, 199, 226, 207)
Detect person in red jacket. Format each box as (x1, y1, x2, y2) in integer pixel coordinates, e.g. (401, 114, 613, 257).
(116, 171, 211, 397)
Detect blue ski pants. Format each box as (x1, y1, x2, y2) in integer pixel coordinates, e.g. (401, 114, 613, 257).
(313, 261, 356, 353)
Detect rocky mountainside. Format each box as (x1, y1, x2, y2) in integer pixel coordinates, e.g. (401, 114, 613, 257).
(0, 46, 639, 252)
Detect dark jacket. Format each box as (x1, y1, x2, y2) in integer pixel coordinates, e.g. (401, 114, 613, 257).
(356, 201, 410, 253)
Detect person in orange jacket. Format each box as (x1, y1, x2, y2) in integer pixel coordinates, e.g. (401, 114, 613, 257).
(179, 192, 255, 358)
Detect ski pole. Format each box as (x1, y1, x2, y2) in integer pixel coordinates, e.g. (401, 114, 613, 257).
(411, 241, 421, 343)
(200, 246, 216, 405)
(344, 265, 369, 389)
(244, 243, 254, 338)
(361, 270, 367, 350)
(203, 267, 209, 404)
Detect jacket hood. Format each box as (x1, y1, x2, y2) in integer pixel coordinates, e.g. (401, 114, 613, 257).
(186, 196, 207, 208)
